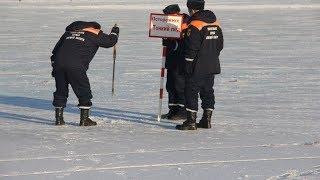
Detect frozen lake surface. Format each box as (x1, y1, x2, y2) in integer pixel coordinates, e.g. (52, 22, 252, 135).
(0, 0, 320, 179)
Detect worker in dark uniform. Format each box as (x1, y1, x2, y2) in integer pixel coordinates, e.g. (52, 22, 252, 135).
(176, 0, 224, 130)
(51, 21, 119, 126)
(161, 4, 190, 120)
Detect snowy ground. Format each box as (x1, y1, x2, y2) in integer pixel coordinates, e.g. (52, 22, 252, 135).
(0, 0, 320, 179)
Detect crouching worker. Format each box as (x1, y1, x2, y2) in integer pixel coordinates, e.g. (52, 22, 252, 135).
(51, 21, 119, 126)
(161, 4, 190, 120)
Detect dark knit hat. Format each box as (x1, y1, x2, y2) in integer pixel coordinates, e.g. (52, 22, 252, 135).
(66, 21, 101, 31)
(163, 4, 181, 14)
(187, 0, 205, 10)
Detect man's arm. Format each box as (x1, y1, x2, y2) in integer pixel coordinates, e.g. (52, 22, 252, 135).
(51, 33, 66, 67)
(97, 26, 119, 48)
(52, 33, 66, 55)
(184, 25, 202, 62)
(183, 25, 202, 76)
(97, 31, 118, 48)
(216, 26, 224, 53)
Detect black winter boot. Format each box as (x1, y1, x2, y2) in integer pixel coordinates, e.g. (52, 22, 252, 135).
(80, 108, 97, 126)
(55, 107, 65, 126)
(197, 109, 213, 129)
(176, 111, 197, 130)
(170, 106, 187, 120)
(161, 107, 177, 119)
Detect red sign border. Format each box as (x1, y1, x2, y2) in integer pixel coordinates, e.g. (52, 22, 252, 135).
(149, 13, 183, 39)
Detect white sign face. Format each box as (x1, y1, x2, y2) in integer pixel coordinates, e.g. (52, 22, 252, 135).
(149, 13, 183, 39)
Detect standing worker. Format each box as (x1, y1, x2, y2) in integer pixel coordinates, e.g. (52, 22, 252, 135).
(161, 4, 190, 120)
(176, 0, 224, 130)
(51, 21, 119, 126)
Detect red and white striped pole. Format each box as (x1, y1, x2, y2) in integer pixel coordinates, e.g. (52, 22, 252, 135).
(157, 46, 167, 121)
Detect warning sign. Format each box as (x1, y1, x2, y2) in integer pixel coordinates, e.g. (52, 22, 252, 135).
(149, 13, 183, 39)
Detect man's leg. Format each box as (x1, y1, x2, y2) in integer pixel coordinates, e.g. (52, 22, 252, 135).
(67, 66, 96, 126)
(53, 70, 69, 108)
(170, 70, 186, 120)
(176, 76, 200, 130)
(67, 67, 93, 107)
(200, 75, 215, 111)
(163, 69, 178, 119)
(174, 70, 186, 108)
(185, 76, 201, 113)
(53, 69, 69, 125)
(198, 75, 215, 128)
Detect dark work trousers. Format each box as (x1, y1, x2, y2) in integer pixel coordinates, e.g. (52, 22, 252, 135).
(53, 66, 93, 108)
(166, 69, 186, 109)
(185, 74, 215, 112)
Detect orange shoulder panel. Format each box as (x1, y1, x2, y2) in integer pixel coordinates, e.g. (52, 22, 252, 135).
(83, 28, 100, 35)
(189, 20, 221, 31)
(181, 23, 188, 31)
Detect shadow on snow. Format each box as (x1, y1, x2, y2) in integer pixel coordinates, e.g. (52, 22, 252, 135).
(0, 95, 175, 129)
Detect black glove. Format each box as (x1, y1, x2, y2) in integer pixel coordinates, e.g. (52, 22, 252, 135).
(111, 26, 119, 36)
(162, 39, 178, 50)
(185, 61, 194, 77)
(162, 39, 170, 47)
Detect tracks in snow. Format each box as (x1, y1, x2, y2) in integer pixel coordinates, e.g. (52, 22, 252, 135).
(0, 141, 319, 162)
(267, 165, 320, 180)
(1, 156, 320, 177)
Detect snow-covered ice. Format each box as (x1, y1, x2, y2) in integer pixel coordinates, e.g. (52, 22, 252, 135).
(0, 0, 320, 179)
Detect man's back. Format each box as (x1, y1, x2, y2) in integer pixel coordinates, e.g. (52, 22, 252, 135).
(184, 10, 224, 75)
(52, 21, 118, 69)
